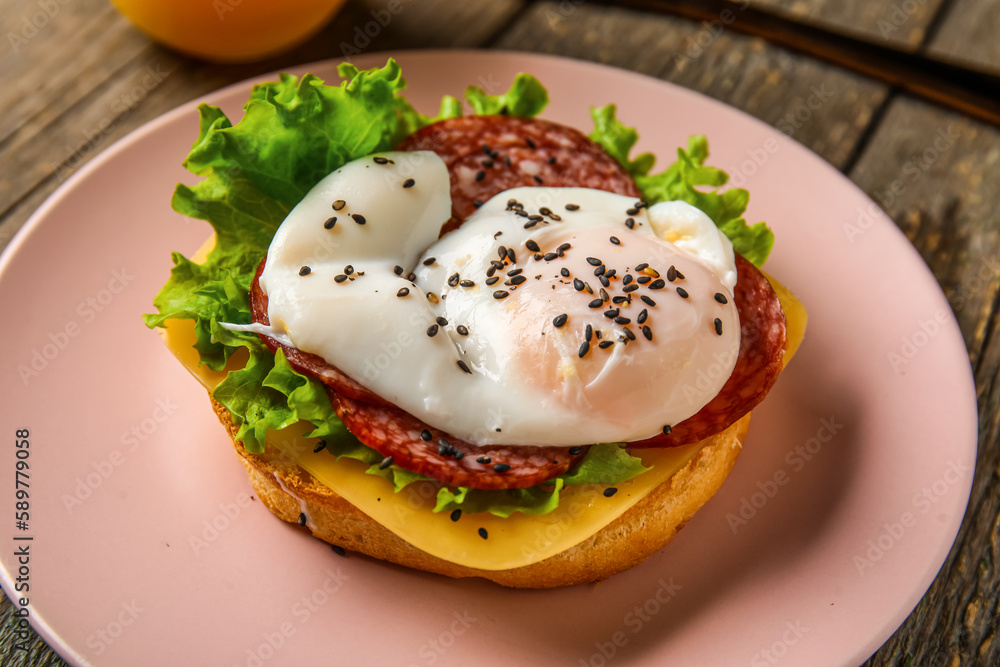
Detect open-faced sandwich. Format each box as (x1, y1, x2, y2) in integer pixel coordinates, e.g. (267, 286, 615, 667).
(145, 59, 806, 588)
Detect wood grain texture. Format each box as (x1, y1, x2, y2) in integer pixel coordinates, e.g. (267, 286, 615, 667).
(927, 0, 1000, 74)
(848, 97, 1000, 665)
(747, 0, 947, 48)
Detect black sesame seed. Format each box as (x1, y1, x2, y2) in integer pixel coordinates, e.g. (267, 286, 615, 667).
(493, 463, 512, 473)
(473, 199, 483, 207)
(548, 156, 557, 164)
(379, 456, 393, 470)
(627, 207, 639, 215)
(323, 217, 337, 229)
(585, 324, 593, 341)
(649, 279, 666, 290)
(623, 327, 636, 341)
(615, 316, 631, 325)
(523, 220, 538, 229)
(574, 278, 585, 291)
(623, 274, 634, 286)
(344, 265, 354, 275)
(714, 318, 723, 335)
(507, 247, 517, 262)
(482, 159, 494, 168)
(331, 545, 346, 556)
(612, 296, 629, 304)
(553, 313, 568, 328)
(636, 275, 652, 284)
(426, 324, 439, 337)
(478, 527, 489, 540)
(448, 273, 460, 287)
(482, 144, 492, 156)
(610, 236, 621, 245)
(475, 170, 486, 182)
(599, 340, 614, 349)
(393, 265, 404, 276)
(594, 265, 606, 276)
(623, 284, 638, 293)
(565, 203, 580, 211)
(528, 214, 543, 222)
(454, 451, 464, 460)
(635, 263, 649, 271)
(450, 509, 462, 522)
(298, 513, 307, 527)
(676, 269, 685, 279)
(642, 326, 653, 341)
(456, 324, 469, 336)
(667, 265, 678, 282)
(600, 288, 610, 302)
(421, 430, 432, 441)
(676, 287, 689, 299)
(715, 292, 729, 304)
(436, 316, 448, 327)
(460, 279, 475, 288)
(637, 309, 648, 324)
(334, 274, 348, 283)
(561, 267, 570, 277)
(588, 298, 603, 308)
(603, 487, 619, 497)
(403, 178, 416, 188)
(396, 287, 409, 297)
(486, 276, 500, 286)
(313, 440, 327, 453)
(625, 218, 635, 229)
(476, 456, 491, 464)
(599, 275, 610, 288)
(578, 339, 590, 358)
(332, 200, 346, 210)
(641, 295, 656, 306)
(493, 290, 509, 300)
(508, 275, 527, 286)
(352, 214, 366, 225)
(586, 257, 602, 266)
(438, 441, 452, 456)
(604, 269, 617, 279)
(662, 424, 672, 435)
(423, 257, 436, 266)
(544, 252, 559, 261)
(526, 137, 536, 149)
(557, 243, 572, 254)
(568, 446, 584, 455)
(526, 239, 540, 252)
(504, 155, 512, 167)
(604, 309, 619, 319)
(299, 266, 311, 276)
(373, 156, 389, 164)
(457, 360, 473, 374)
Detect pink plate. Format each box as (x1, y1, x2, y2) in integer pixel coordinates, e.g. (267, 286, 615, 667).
(0, 51, 977, 667)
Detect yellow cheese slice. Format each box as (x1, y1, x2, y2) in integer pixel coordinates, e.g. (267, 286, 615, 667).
(160, 236, 806, 570)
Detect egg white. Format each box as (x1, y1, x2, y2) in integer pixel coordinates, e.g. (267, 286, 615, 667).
(255, 151, 740, 447)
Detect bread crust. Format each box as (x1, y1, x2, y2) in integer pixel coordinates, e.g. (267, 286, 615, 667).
(209, 394, 748, 588)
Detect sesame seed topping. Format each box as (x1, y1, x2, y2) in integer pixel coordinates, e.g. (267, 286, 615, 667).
(612, 296, 629, 304)
(635, 263, 648, 272)
(478, 527, 489, 539)
(623, 284, 638, 293)
(396, 287, 409, 297)
(599, 275, 610, 288)
(298, 513, 307, 527)
(649, 279, 666, 290)
(625, 218, 635, 229)
(332, 200, 346, 210)
(588, 298, 603, 309)
(565, 203, 580, 211)
(585, 324, 593, 341)
(460, 279, 475, 288)
(637, 308, 648, 324)
(548, 156, 557, 164)
(379, 456, 393, 469)
(610, 236, 621, 245)
(568, 446, 584, 455)
(714, 318, 723, 335)
(426, 324, 439, 337)
(334, 274, 348, 283)
(448, 273, 460, 287)
(476, 456, 491, 464)
(493, 290, 509, 300)
(543, 252, 558, 261)
(351, 214, 366, 225)
(600, 288, 610, 302)
(427, 292, 439, 304)
(604, 308, 620, 319)
(324, 217, 337, 229)
(662, 424, 672, 435)
(473, 199, 483, 207)
(561, 267, 570, 277)
(313, 440, 327, 453)
(475, 170, 486, 182)
(423, 257, 436, 266)
(456, 325, 469, 336)
(373, 156, 389, 164)
(636, 275, 652, 284)
(525, 137, 536, 149)
(436, 316, 448, 327)
(493, 463, 512, 472)
(604, 269, 617, 279)
(331, 545, 346, 556)
(393, 265, 404, 275)
(507, 248, 517, 262)
(641, 295, 656, 307)
(299, 266, 311, 276)
(714, 292, 729, 304)
(524, 220, 538, 229)
(344, 265, 354, 275)
(676, 287, 689, 299)
(526, 239, 540, 252)
(594, 265, 606, 276)
(615, 316, 631, 325)
(623, 274, 634, 285)
(486, 276, 500, 286)
(482, 144, 492, 155)
(457, 359, 473, 374)
(574, 278, 585, 291)
(553, 313, 568, 328)
(421, 430, 432, 441)
(599, 340, 614, 349)
(586, 257, 602, 266)
(450, 509, 462, 522)
(603, 487, 619, 497)
(578, 339, 590, 358)
(508, 275, 527, 286)
(403, 178, 416, 188)
(627, 207, 639, 215)
(482, 158, 494, 168)
(624, 327, 636, 341)
(642, 325, 653, 340)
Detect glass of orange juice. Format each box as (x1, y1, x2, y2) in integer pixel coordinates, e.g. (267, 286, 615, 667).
(111, 0, 348, 63)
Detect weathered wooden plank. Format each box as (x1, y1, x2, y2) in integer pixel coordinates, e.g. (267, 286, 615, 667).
(847, 97, 1000, 667)
(927, 0, 1000, 74)
(494, 1, 887, 169)
(747, 0, 947, 48)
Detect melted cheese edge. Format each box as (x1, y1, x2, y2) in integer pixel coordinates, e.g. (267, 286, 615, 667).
(159, 236, 806, 571)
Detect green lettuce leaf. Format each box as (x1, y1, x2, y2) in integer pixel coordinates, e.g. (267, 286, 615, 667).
(464, 73, 548, 117)
(589, 104, 774, 266)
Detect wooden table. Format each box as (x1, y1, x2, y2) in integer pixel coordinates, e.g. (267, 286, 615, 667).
(1, 0, 997, 664)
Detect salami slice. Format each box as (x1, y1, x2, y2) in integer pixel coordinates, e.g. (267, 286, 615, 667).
(628, 255, 788, 448)
(249, 257, 389, 407)
(332, 393, 587, 490)
(396, 115, 642, 234)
